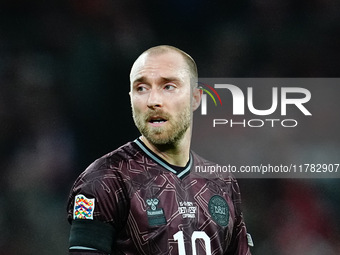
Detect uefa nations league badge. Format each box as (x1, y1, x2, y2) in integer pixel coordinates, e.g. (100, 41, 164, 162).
(208, 195, 229, 226)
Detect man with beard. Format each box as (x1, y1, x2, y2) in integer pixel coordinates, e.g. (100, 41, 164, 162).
(67, 45, 252, 255)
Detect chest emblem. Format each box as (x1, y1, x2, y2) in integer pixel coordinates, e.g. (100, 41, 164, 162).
(208, 195, 229, 226)
(178, 201, 197, 218)
(146, 198, 167, 226)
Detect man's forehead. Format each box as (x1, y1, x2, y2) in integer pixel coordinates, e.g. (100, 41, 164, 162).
(130, 51, 188, 81)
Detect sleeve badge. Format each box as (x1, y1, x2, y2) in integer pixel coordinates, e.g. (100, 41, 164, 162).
(73, 194, 95, 220)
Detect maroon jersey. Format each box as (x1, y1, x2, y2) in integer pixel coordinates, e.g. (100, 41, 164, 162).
(67, 138, 252, 254)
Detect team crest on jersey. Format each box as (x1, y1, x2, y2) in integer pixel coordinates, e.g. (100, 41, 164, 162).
(73, 194, 95, 220)
(208, 195, 229, 226)
(146, 198, 167, 226)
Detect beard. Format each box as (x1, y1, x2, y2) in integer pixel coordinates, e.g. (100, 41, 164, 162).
(132, 106, 191, 146)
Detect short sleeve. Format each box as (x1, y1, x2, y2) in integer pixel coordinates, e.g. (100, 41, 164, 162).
(67, 156, 130, 253)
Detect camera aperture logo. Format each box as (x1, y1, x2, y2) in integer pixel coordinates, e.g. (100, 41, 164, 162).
(198, 80, 312, 128)
(198, 82, 223, 111)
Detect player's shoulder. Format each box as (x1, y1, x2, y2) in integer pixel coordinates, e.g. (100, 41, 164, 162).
(79, 140, 140, 179)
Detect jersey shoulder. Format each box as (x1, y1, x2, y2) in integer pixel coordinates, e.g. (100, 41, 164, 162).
(67, 141, 143, 223)
(75, 140, 143, 181)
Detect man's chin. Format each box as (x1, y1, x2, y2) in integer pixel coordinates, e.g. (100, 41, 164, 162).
(145, 135, 173, 146)
(139, 124, 189, 147)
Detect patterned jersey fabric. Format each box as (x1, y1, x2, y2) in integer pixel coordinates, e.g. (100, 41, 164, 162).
(67, 138, 252, 255)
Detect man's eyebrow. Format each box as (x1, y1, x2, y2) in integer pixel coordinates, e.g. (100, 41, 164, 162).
(132, 76, 147, 85)
(160, 76, 182, 83)
(132, 76, 182, 85)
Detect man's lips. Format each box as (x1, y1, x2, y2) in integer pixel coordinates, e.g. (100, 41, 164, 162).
(147, 116, 168, 126)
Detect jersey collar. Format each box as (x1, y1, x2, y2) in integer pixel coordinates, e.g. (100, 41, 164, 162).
(134, 138, 192, 178)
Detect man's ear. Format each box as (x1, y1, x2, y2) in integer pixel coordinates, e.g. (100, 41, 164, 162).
(192, 87, 203, 111)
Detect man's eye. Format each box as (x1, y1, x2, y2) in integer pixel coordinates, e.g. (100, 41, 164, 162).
(136, 86, 147, 92)
(164, 84, 176, 91)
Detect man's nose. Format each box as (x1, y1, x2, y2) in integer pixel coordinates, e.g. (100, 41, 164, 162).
(147, 89, 162, 109)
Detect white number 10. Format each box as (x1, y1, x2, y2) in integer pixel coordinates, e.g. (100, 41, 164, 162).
(173, 231, 212, 255)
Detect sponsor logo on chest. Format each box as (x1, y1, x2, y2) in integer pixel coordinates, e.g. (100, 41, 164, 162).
(145, 198, 167, 226)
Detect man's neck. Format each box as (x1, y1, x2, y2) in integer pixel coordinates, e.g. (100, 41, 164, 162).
(140, 135, 191, 167)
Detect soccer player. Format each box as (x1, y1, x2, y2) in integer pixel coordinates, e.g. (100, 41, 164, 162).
(67, 45, 253, 254)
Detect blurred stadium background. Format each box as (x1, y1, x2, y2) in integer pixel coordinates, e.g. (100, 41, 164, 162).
(0, 0, 339, 254)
